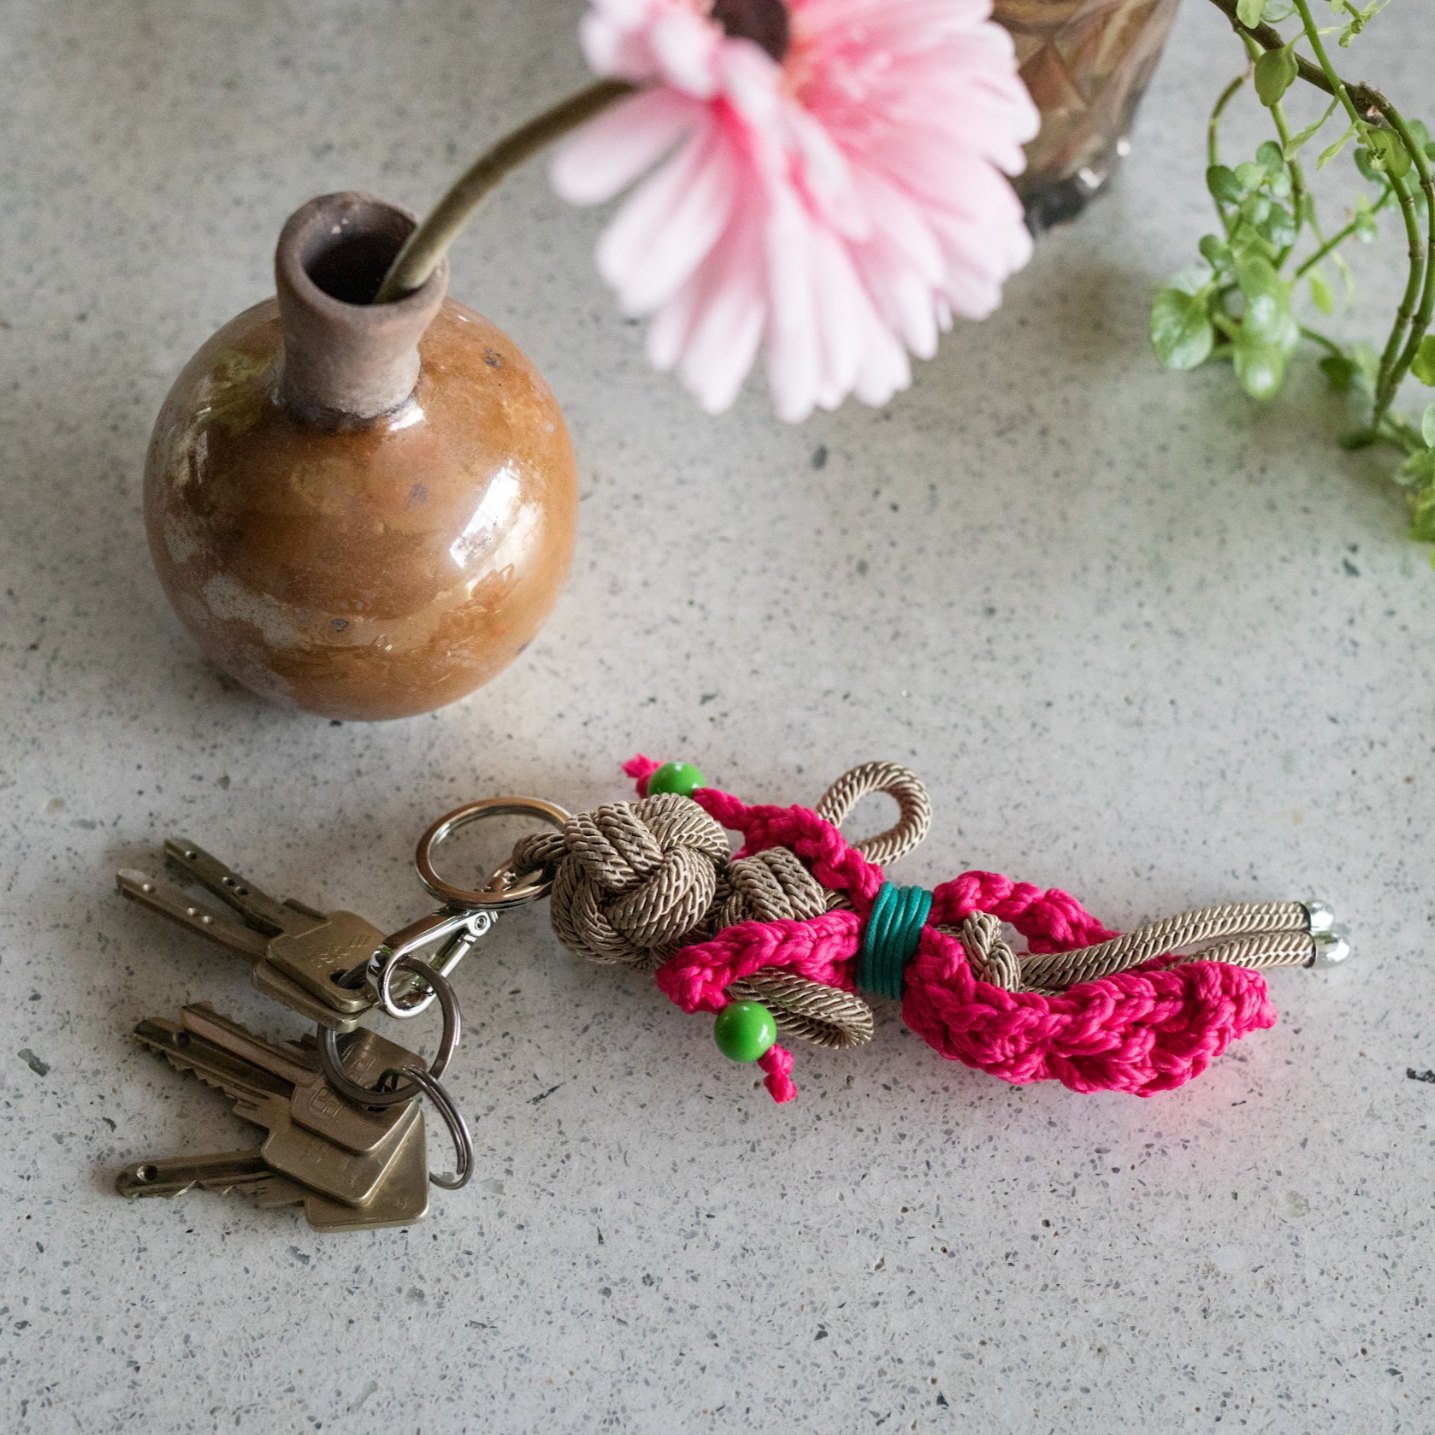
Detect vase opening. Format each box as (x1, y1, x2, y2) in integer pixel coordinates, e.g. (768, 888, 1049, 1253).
(275, 192, 447, 423)
(289, 196, 414, 307)
(304, 231, 403, 306)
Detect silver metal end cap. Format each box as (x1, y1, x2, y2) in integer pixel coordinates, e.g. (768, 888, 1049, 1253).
(1309, 924, 1352, 968)
(1301, 898, 1337, 936)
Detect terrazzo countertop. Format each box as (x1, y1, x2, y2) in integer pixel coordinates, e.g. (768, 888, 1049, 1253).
(2, 1, 1432, 1430)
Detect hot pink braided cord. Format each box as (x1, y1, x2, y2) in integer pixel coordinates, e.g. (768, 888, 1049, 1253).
(624, 757, 1277, 1102)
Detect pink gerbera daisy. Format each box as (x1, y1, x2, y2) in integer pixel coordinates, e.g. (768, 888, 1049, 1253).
(552, 0, 1039, 421)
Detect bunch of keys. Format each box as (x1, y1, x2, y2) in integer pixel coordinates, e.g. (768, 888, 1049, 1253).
(113, 798, 570, 1231)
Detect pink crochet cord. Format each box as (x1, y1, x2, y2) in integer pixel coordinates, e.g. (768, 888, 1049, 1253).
(625, 757, 1278, 1103)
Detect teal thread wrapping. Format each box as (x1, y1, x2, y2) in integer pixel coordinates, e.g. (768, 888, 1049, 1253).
(856, 882, 934, 1000)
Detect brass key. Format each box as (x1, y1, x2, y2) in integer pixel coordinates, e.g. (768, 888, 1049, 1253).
(117, 840, 386, 1029)
(116, 1118, 430, 1232)
(126, 1004, 427, 1210)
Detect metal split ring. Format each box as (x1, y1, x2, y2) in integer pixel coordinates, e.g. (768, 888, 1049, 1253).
(318, 956, 460, 1107)
(381, 1064, 474, 1190)
(413, 795, 571, 910)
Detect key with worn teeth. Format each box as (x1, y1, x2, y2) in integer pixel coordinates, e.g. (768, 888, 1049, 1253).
(116, 1120, 430, 1232)
(118, 1003, 432, 1226)
(117, 839, 389, 1030)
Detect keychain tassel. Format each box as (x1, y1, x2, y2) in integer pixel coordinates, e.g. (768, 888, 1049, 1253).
(508, 756, 1349, 1104)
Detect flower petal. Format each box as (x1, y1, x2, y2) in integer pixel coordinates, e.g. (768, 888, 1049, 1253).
(564, 0, 1040, 419)
(550, 88, 704, 205)
(595, 119, 735, 313)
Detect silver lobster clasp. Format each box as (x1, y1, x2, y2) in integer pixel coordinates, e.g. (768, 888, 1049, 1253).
(365, 796, 571, 1018)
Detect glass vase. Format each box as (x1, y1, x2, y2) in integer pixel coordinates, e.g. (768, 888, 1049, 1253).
(994, 0, 1182, 228)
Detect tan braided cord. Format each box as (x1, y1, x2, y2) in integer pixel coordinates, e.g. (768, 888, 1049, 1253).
(814, 761, 932, 867)
(512, 776, 1315, 1017)
(1017, 901, 1314, 990)
(526, 792, 730, 973)
(726, 969, 875, 1048)
(510, 774, 882, 1046)
(1172, 932, 1314, 970)
(958, 911, 1023, 991)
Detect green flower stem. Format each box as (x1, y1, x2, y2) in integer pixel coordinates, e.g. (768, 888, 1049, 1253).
(1202, 0, 1379, 112)
(1298, 324, 1345, 358)
(373, 78, 636, 304)
(1208, 71, 1249, 233)
(1369, 162, 1421, 419)
(1238, 32, 1305, 265)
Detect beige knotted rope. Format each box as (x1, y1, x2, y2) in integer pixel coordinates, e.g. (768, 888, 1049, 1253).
(511, 762, 1323, 1037)
(509, 762, 931, 1048)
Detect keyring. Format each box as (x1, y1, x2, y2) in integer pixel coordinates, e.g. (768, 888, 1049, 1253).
(383, 1064, 474, 1190)
(413, 796, 571, 910)
(318, 956, 461, 1107)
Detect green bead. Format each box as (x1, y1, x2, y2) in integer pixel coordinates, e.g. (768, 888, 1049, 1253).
(713, 1001, 778, 1063)
(648, 760, 705, 798)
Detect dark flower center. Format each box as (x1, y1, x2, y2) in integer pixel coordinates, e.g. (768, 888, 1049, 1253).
(711, 0, 790, 63)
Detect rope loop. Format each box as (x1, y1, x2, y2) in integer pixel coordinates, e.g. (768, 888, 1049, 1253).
(814, 761, 932, 867)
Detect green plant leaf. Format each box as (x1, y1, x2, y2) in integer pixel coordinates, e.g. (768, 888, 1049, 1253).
(1229, 219, 1270, 262)
(1331, 248, 1356, 303)
(1254, 43, 1298, 108)
(1319, 354, 1357, 392)
(1411, 336, 1435, 386)
(1367, 129, 1413, 179)
(1151, 288, 1216, 370)
(1207, 164, 1245, 204)
(1167, 265, 1212, 296)
(1399, 447, 1435, 484)
(1233, 340, 1287, 399)
(1411, 490, 1435, 543)
(1283, 98, 1341, 158)
(1309, 271, 1335, 314)
(1319, 123, 1358, 169)
(1236, 256, 1297, 348)
(1353, 195, 1379, 242)
(1237, 0, 1266, 23)
(1235, 160, 1267, 192)
(1413, 335, 1435, 385)
(1352, 342, 1381, 393)
(1253, 140, 1282, 174)
(1423, 403, 1435, 447)
(1199, 234, 1233, 270)
(1258, 203, 1298, 248)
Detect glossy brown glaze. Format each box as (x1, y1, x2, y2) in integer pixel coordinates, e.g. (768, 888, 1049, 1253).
(144, 296, 578, 720)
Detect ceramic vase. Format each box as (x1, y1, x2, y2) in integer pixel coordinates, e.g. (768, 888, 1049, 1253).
(144, 192, 578, 721)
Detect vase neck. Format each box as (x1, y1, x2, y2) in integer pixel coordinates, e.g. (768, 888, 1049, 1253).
(274, 192, 449, 426)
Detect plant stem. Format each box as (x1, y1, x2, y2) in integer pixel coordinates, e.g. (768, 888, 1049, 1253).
(374, 78, 636, 304)
(1208, 71, 1249, 232)
(1237, 32, 1305, 264)
(1201, 0, 1381, 113)
(1287, 0, 1426, 426)
(1293, 186, 1394, 279)
(1299, 324, 1345, 357)
(1209, 71, 1247, 170)
(1369, 93, 1435, 418)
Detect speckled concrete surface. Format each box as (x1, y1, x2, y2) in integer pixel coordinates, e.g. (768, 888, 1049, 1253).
(2, 2, 1433, 1431)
